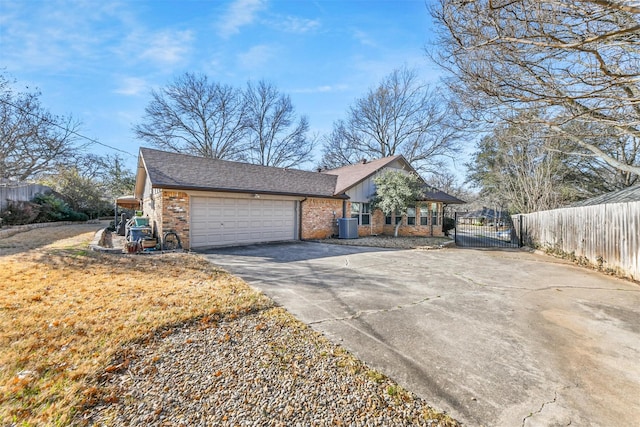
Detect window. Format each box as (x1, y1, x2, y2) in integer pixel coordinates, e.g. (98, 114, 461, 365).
(407, 206, 416, 225)
(351, 202, 360, 223)
(351, 202, 371, 225)
(385, 210, 401, 225)
(420, 204, 429, 225)
(361, 203, 371, 225)
(431, 203, 440, 226)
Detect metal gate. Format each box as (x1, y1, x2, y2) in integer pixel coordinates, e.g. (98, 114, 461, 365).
(454, 209, 523, 248)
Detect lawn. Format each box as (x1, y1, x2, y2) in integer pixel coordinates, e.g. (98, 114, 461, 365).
(0, 224, 271, 425)
(0, 223, 459, 426)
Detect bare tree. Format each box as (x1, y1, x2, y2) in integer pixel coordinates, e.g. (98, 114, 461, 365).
(0, 74, 81, 181)
(466, 115, 603, 213)
(317, 120, 363, 169)
(134, 72, 248, 160)
(243, 80, 315, 168)
(320, 66, 461, 173)
(74, 153, 135, 198)
(430, 0, 640, 176)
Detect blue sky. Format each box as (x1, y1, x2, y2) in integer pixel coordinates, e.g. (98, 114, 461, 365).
(1, 0, 443, 172)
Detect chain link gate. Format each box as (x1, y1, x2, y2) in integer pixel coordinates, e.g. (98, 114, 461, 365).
(454, 209, 523, 248)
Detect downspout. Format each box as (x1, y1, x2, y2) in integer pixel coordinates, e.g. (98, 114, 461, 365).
(342, 199, 347, 218)
(299, 197, 307, 240)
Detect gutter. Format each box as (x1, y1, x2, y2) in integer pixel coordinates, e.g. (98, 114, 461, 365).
(151, 184, 349, 200)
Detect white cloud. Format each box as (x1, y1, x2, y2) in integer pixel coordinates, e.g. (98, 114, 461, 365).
(278, 16, 321, 34)
(140, 30, 194, 65)
(217, 0, 267, 38)
(353, 29, 377, 47)
(292, 84, 349, 94)
(237, 44, 277, 69)
(114, 77, 148, 96)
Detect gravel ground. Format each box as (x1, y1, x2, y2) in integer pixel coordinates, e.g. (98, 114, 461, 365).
(81, 308, 459, 427)
(323, 235, 454, 250)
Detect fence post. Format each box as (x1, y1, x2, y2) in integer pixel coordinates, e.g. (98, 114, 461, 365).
(519, 214, 524, 248)
(454, 212, 458, 245)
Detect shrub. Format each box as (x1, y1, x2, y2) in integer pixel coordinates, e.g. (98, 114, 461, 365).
(32, 193, 87, 223)
(0, 201, 41, 225)
(442, 217, 455, 236)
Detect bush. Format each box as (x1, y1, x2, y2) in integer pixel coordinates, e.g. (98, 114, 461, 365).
(0, 201, 41, 226)
(32, 193, 87, 223)
(442, 217, 455, 236)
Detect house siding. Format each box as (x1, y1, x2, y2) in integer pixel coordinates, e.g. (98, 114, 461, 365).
(300, 198, 343, 239)
(344, 160, 406, 202)
(161, 191, 190, 249)
(379, 203, 444, 237)
(356, 209, 385, 236)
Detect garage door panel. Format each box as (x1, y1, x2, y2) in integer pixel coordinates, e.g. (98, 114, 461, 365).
(191, 196, 296, 248)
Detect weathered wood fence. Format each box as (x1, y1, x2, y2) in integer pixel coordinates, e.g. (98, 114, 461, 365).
(0, 183, 52, 211)
(514, 201, 640, 281)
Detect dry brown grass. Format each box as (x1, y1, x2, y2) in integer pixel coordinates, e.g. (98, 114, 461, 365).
(0, 224, 271, 426)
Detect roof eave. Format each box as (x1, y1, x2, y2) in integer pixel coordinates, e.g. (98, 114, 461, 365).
(152, 183, 349, 200)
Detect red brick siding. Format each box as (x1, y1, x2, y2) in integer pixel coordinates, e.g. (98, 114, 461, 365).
(301, 198, 343, 240)
(357, 209, 385, 236)
(378, 204, 444, 237)
(161, 191, 190, 249)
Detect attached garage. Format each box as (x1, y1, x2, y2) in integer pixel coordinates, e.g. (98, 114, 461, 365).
(135, 148, 348, 250)
(191, 196, 298, 248)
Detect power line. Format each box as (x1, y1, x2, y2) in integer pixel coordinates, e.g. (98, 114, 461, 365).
(0, 98, 137, 158)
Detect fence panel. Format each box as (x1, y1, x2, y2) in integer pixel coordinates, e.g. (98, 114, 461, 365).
(0, 184, 52, 210)
(518, 201, 640, 281)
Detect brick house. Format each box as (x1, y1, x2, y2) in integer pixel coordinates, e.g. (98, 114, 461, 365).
(133, 148, 464, 249)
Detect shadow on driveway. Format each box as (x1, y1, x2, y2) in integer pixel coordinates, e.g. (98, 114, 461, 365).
(202, 241, 640, 427)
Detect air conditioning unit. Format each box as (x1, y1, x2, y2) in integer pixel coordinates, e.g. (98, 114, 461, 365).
(338, 218, 358, 239)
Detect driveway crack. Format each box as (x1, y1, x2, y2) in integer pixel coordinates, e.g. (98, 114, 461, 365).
(521, 391, 561, 427)
(309, 296, 435, 325)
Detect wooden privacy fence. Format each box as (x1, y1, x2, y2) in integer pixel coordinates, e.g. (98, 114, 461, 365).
(0, 183, 52, 211)
(514, 201, 640, 281)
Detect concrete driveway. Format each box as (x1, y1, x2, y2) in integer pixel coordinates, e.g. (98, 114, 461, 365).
(202, 242, 640, 427)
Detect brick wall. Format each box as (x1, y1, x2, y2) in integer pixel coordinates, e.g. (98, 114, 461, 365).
(357, 209, 385, 236)
(382, 223, 443, 237)
(301, 198, 343, 240)
(378, 204, 444, 237)
(161, 191, 190, 249)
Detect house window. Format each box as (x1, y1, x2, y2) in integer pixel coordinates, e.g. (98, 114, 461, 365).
(351, 202, 360, 223)
(351, 202, 371, 225)
(361, 203, 371, 225)
(420, 204, 429, 225)
(431, 203, 440, 226)
(385, 210, 401, 225)
(407, 206, 416, 225)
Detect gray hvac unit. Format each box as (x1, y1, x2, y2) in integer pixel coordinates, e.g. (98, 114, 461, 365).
(338, 218, 358, 239)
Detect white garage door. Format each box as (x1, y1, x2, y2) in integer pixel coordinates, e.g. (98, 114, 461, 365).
(191, 197, 297, 248)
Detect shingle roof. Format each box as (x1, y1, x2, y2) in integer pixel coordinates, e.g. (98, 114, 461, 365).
(322, 156, 404, 194)
(138, 148, 342, 199)
(420, 187, 466, 204)
(571, 185, 640, 207)
(322, 156, 466, 204)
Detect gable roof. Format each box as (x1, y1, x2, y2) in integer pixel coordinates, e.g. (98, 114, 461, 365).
(571, 184, 640, 207)
(135, 148, 343, 199)
(322, 156, 465, 204)
(322, 156, 407, 194)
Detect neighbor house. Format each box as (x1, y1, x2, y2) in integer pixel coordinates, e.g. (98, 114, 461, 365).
(133, 148, 464, 249)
